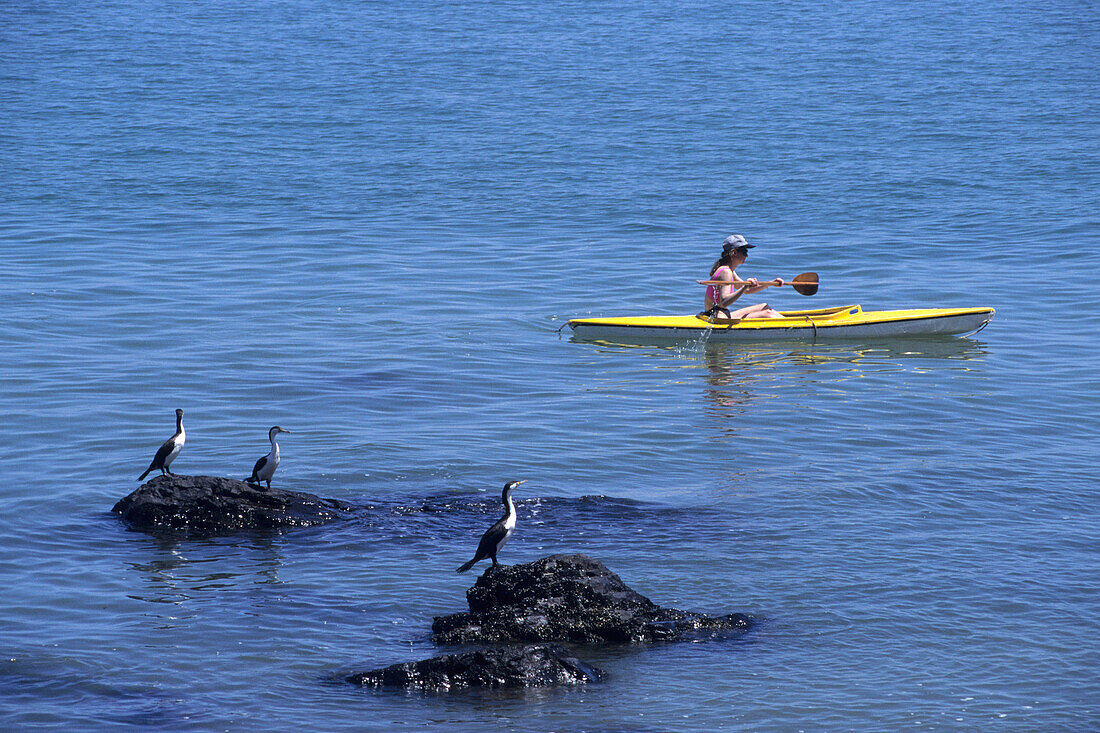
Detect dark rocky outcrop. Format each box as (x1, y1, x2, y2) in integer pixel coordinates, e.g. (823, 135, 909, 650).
(432, 554, 753, 644)
(112, 474, 352, 534)
(347, 644, 605, 690)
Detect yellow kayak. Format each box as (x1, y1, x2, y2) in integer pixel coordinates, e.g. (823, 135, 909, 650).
(568, 304, 995, 343)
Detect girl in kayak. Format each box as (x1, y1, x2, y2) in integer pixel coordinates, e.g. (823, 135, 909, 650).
(703, 234, 785, 320)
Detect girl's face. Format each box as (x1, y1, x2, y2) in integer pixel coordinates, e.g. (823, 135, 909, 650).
(730, 249, 748, 265)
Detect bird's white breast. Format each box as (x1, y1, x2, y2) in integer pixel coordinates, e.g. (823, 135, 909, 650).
(164, 439, 183, 467)
(496, 515, 516, 550)
(257, 445, 280, 480)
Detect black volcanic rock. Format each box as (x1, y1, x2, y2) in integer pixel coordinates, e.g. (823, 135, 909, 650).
(432, 554, 753, 644)
(347, 644, 605, 690)
(112, 474, 352, 534)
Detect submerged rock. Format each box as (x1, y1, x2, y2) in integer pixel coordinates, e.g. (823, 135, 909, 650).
(347, 644, 605, 690)
(112, 474, 352, 534)
(432, 554, 753, 644)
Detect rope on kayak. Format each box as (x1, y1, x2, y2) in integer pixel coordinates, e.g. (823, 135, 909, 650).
(805, 316, 818, 343)
(967, 318, 991, 337)
(556, 321, 571, 335)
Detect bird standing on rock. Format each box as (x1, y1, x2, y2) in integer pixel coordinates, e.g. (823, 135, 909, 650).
(457, 480, 526, 573)
(246, 426, 289, 490)
(138, 408, 186, 481)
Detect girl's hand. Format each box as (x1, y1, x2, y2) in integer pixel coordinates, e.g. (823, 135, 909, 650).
(746, 278, 759, 287)
(775, 277, 785, 287)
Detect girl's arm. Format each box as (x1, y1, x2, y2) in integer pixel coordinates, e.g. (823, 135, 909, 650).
(716, 270, 751, 306)
(715, 268, 781, 305)
(720, 283, 750, 307)
(740, 277, 784, 295)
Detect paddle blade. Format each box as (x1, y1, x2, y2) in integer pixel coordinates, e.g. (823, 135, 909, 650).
(791, 272, 819, 296)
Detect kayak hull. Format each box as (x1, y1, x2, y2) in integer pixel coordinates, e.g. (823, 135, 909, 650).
(568, 305, 995, 343)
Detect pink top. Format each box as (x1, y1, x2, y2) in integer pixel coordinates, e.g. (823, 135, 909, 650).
(705, 265, 735, 308)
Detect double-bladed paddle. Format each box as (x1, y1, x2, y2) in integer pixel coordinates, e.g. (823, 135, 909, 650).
(696, 271, 819, 296)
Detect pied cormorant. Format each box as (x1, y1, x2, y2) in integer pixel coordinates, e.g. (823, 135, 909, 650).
(457, 480, 526, 573)
(138, 408, 185, 481)
(246, 426, 289, 489)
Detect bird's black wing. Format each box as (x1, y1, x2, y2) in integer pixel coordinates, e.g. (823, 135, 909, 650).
(250, 455, 268, 477)
(474, 520, 507, 558)
(152, 438, 175, 467)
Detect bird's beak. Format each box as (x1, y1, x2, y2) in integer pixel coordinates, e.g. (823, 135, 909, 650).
(515, 480, 528, 485)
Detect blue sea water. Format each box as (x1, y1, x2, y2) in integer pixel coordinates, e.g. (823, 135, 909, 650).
(2, 0, 1098, 729)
